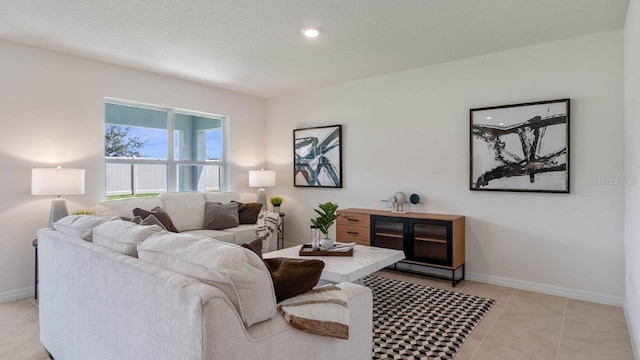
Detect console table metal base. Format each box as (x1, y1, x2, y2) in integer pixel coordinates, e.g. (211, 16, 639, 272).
(390, 262, 465, 287)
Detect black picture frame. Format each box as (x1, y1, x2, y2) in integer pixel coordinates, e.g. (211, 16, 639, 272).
(293, 125, 342, 188)
(470, 99, 570, 193)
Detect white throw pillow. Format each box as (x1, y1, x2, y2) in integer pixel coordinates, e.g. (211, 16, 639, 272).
(93, 220, 164, 257)
(53, 215, 119, 241)
(138, 232, 276, 327)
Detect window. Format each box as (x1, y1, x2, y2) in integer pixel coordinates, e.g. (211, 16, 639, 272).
(105, 100, 227, 198)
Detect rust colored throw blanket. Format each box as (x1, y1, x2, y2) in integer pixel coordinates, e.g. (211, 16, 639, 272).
(277, 285, 350, 340)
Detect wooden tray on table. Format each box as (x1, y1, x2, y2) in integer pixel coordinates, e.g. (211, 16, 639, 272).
(298, 244, 354, 257)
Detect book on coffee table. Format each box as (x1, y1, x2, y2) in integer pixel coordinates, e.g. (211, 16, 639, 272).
(298, 242, 355, 256)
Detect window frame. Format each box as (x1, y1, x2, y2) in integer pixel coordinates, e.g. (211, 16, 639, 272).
(104, 98, 229, 195)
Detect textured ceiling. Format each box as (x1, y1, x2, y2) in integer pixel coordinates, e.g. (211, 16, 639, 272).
(0, 0, 630, 98)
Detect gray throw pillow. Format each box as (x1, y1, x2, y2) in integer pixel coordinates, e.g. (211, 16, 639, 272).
(140, 214, 167, 230)
(204, 202, 240, 230)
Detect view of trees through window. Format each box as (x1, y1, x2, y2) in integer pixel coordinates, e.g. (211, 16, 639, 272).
(104, 101, 225, 199)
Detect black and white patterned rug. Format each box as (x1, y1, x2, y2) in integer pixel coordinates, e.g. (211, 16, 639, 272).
(363, 275, 495, 360)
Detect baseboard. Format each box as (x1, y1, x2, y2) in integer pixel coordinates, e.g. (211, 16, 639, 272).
(625, 306, 639, 360)
(0, 287, 34, 304)
(466, 272, 624, 306)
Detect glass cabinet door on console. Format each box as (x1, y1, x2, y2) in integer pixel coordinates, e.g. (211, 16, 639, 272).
(409, 219, 452, 267)
(370, 216, 406, 251)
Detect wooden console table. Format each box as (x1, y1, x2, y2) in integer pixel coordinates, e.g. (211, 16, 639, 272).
(336, 208, 465, 286)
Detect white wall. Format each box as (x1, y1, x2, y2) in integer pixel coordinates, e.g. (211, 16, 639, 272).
(267, 31, 625, 304)
(624, 0, 640, 355)
(0, 39, 267, 301)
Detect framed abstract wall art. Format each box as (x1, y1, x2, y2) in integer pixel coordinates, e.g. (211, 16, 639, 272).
(470, 99, 570, 193)
(293, 125, 342, 188)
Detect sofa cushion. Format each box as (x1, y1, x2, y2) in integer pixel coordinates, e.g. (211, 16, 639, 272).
(133, 207, 179, 233)
(93, 220, 164, 257)
(181, 229, 235, 243)
(203, 202, 240, 230)
(137, 232, 277, 327)
(53, 215, 119, 241)
(160, 192, 206, 231)
(223, 224, 259, 244)
(233, 201, 263, 224)
(95, 197, 163, 218)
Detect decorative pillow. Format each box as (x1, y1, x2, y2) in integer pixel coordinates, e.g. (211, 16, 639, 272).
(139, 214, 167, 230)
(138, 232, 277, 327)
(232, 201, 263, 224)
(203, 202, 239, 230)
(93, 220, 164, 257)
(120, 216, 143, 224)
(133, 207, 179, 233)
(241, 239, 263, 258)
(241, 239, 324, 302)
(53, 215, 119, 241)
(264, 257, 325, 303)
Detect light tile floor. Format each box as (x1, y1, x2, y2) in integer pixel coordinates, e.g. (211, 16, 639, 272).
(0, 271, 634, 360)
(376, 270, 635, 360)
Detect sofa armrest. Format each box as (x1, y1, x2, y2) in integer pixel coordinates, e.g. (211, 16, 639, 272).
(201, 282, 372, 360)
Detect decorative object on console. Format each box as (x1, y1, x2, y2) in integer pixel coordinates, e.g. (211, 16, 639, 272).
(269, 196, 283, 213)
(294, 125, 342, 188)
(470, 98, 570, 193)
(249, 169, 276, 210)
(310, 202, 339, 249)
(383, 191, 410, 213)
(32, 167, 85, 228)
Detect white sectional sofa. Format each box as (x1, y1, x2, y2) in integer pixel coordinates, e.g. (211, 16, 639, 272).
(95, 191, 278, 252)
(37, 227, 373, 360)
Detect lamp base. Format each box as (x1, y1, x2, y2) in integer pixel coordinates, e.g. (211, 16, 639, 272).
(256, 188, 267, 211)
(49, 199, 69, 228)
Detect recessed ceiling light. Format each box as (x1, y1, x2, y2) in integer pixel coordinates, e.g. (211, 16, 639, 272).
(486, 116, 492, 120)
(498, 123, 504, 126)
(302, 28, 320, 38)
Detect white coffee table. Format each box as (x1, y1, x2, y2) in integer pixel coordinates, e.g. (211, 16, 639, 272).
(263, 244, 405, 284)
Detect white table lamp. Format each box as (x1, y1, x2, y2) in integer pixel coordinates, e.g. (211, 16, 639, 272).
(32, 167, 85, 228)
(249, 169, 275, 210)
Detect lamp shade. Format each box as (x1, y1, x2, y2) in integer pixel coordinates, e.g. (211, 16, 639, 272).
(32, 168, 85, 196)
(249, 170, 276, 188)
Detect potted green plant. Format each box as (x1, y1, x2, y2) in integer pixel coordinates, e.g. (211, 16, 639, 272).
(269, 196, 283, 213)
(310, 202, 339, 249)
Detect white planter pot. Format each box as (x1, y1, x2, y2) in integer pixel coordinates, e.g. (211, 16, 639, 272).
(320, 238, 334, 250)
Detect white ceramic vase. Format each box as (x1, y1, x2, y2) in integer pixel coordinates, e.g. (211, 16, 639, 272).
(320, 238, 334, 250)
(272, 206, 280, 213)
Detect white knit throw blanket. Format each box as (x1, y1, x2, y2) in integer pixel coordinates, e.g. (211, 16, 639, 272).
(278, 285, 350, 340)
(256, 211, 279, 253)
